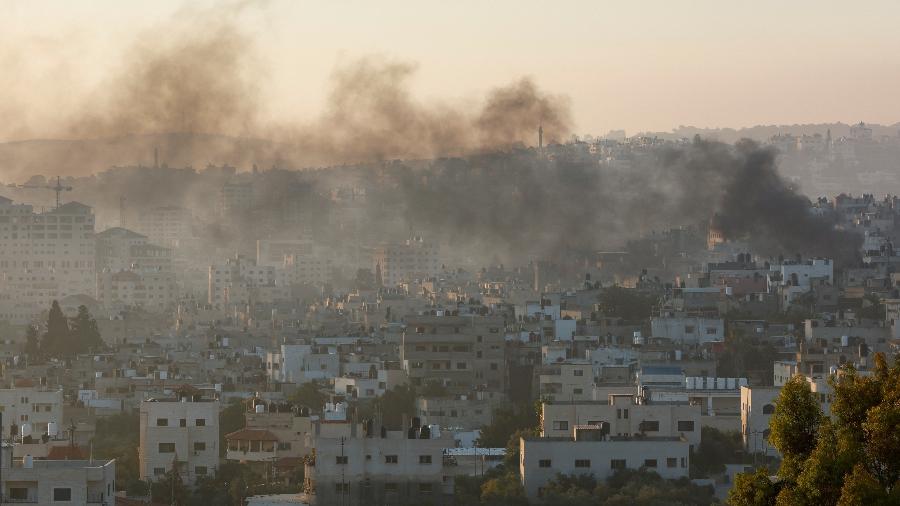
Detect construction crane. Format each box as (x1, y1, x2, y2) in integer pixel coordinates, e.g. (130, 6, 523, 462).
(7, 175, 72, 209)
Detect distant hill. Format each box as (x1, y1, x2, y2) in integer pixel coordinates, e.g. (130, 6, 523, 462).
(635, 122, 900, 143)
(0, 132, 296, 183)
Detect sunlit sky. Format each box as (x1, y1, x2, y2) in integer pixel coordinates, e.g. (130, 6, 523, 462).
(5, 0, 900, 137)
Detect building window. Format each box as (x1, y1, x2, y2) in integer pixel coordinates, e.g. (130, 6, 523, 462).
(419, 455, 432, 464)
(573, 369, 584, 376)
(195, 419, 206, 427)
(159, 443, 176, 453)
(418, 483, 433, 494)
(195, 466, 208, 475)
(194, 442, 206, 452)
(641, 420, 659, 432)
(53, 488, 72, 501)
(681, 457, 687, 468)
(490, 363, 498, 370)
(156, 418, 168, 426)
(762, 404, 775, 415)
(610, 459, 626, 470)
(574, 459, 591, 468)
(336, 456, 348, 465)
(154, 467, 166, 476)
(385, 483, 398, 492)
(552, 421, 569, 431)
(334, 483, 349, 492)
(8, 488, 28, 501)
(539, 459, 552, 468)
(278, 442, 292, 451)
(385, 455, 399, 464)
(667, 458, 677, 468)
(573, 388, 583, 395)
(677, 421, 695, 432)
(180, 419, 187, 427)
(643, 459, 657, 468)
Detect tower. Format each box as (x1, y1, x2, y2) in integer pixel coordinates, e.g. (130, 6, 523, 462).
(538, 124, 544, 151)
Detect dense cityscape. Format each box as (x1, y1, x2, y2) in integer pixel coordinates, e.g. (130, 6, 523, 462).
(3, 2, 900, 505)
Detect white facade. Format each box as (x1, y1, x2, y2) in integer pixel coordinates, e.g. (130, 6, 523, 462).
(0, 386, 64, 439)
(208, 255, 278, 307)
(520, 433, 690, 499)
(373, 237, 441, 286)
(541, 397, 702, 447)
(1, 449, 116, 506)
(139, 396, 220, 483)
(650, 316, 724, 344)
(0, 199, 95, 324)
(739, 386, 779, 457)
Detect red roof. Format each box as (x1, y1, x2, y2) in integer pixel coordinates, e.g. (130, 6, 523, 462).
(47, 445, 89, 460)
(225, 428, 279, 441)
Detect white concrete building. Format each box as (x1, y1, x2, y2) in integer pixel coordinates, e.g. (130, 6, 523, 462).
(139, 390, 220, 484)
(266, 344, 341, 384)
(520, 430, 690, 500)
(539, 360, 594, 401)
(0, 385, 64, 440)
(1, 448, 116, 506)
(541, 396, 702, 447)
(373, 237, 441, 286)
(739, 386, 779, 457)
(650, 316, 724, 344)
(305, 422, 451, 506)
(0, 198, 96, 324)
(208, 255, 279, 308)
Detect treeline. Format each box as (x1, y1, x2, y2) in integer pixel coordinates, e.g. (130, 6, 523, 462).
(24, 300, 104, 361)
(729, 352, 900, 505)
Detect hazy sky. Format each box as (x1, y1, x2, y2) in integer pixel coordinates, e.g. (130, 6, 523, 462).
(4, 0, 900, 138)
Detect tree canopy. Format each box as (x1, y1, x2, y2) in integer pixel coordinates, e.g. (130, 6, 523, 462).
(729, 353, 900, 505)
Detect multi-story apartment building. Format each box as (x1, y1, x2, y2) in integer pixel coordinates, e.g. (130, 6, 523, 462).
(305, 420, 452, 506)
(373, 237, 441, 286)
(133, 206, 193, 249)
(538, 360, 594, 401)
(0, 384, 64, 440)
(401, 314, 507, 395)
(208, 255, 279, 308)
(96, 270, 177, 313)
(541, 395, 702, 447)
(739, 385, 780, 457)
(520, 428, 690, 500)
(225, 400, 316, 476)
(0, 198, 95, 324)
(265, 344, 341, 384)
(139, 389, 220, 483)
(0, 446, 116, 506)
(219, 183, 253, 215)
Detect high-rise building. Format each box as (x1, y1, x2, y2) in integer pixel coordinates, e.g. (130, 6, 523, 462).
(0, 197, 95, 324)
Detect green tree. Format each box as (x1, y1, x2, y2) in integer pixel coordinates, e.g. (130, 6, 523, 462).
(734, 352, 900, 504)
(371, 384, 416, 429)
(69, 304, 103, 354)
(691, 427, 747, 477)
(288, 382, 327, 409)
(480, 471, 528, 506)
(93, 412, 141, 491)
(477, 403, 540, 448)
(768, 375, 822, 480)
(41, 300, 69, 357)
(219, 399, 245, 458)
(728, 467, 780, 506)
(837, 464, 895, 506)
(24, 325, 40, 361)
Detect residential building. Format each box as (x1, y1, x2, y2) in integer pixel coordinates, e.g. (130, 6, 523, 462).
(139, 388, 220, 484)
(520, 429, 690, 500)
(373, 237, 441, 286)
(0, 446, 116, 506)
(401, 314, 506, 395)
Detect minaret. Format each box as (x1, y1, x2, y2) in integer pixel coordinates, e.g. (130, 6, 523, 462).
(538, 124, 544, 152)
